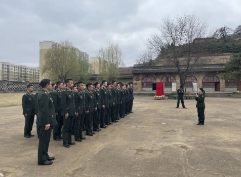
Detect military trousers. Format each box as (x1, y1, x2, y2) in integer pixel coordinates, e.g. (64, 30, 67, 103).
(100, 107, 106, 127)
(177, 98, 185, 108)
(36, 114, 40, 139)
(106, 107, 111, 124)
(53, 109, 63, 139)
(130, 99, 134, 112)
(119, 103, 124, 117)
(197, 108, 205, 123)
(116, 103, 120, 119)
(111, 105, 116, 122)
(85, 112, 94, 134)
(125, 101, 130, 114)
(74, 113, 85, 140)
(93, 108, 101, 130)
(38, 126, 52, 165)
(24, 114, 35, 136)
(62, 116, 74, 146)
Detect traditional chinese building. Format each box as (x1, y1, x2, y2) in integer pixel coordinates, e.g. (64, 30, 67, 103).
(132, 53, 241, 92)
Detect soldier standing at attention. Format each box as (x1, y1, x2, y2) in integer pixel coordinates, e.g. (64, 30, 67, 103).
(61, 79, 76, 148)
(111, 81, 118, 123)
(176, 86, 186, 109)
(49, 83, 58, 140)
(52, 83, 56, 91)
(119, 84, 125, 118)
(116, 83, 121, 120)
(74, 82, 86, 141)
(129, 83, 134, 113)
(72, 85, 78, 92)
(100, 80, 108, 129)
(83, 83, 87, 131)
(53, 81, 64, 141)
(35, 85, 41, 139)
(71, 85, 78, 135)
(37, 79, 57, 165)
(22, 84, 35, 138)
(125, 84, 130, 115)
(107, 83, 114, 125)
(196, 88, 205, 125)
(123, 84, 127, 116)
(93, 82, 102, 132)
(85, 83, 97, 136)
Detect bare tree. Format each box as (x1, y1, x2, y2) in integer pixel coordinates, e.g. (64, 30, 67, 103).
(42, 41, 80, 82)
(234, 25, 241, 36)
(137, 49, 155, 67)
(213, 26, 233, 43)
(147, 14, 207, 86)
(98, 43, 124, 82)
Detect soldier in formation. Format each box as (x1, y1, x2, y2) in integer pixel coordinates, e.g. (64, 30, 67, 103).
(22, 79, 134, 165)
(22, 84, 35, 138)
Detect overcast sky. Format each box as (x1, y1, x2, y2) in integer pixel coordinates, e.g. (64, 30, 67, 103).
(0, 0, 241, 67)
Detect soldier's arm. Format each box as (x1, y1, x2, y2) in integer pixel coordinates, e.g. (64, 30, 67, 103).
(39, 93, 50, 125)
(22, 95, 27, 115)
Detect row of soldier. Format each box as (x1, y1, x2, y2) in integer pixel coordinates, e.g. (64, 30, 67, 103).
(22, 79, 134, 165)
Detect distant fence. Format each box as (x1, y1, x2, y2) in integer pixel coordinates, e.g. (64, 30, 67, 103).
(0, 80, 40, 93)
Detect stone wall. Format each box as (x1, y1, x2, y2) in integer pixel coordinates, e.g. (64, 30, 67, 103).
(132, 72, 240, 92)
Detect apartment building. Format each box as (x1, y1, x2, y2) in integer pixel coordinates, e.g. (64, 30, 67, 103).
(90, 57, 100, 74)
(0, 62, 39, 82)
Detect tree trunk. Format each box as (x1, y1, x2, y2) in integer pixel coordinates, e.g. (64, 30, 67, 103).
(179, 74, 186, 88)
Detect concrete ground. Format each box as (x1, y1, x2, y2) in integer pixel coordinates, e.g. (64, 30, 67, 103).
(0, 96, 241, 177)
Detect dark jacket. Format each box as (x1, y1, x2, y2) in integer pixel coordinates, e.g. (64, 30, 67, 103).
(75, 90, 85, 115)
(108, 89, 113, 107)
(22, 91, 35, 116)
(94, 89, 101, 109)
(100, 87, 108, 107)
(85, 90, 96, 113)
(56, 89, 62, 110)
(49, 90, 58, 113)
(129, 87, 134, 100)
(119, 90, 124, 104)
(34, 92, 39, 115)
(177, 89, 184, 98)
(195, 93, 205, 108)
(126, 89, 130, 102)
(37, 89, 57, 126)
(116, 89, 121, 104)
(61, 88, 76, 116)
(111, 87, 117, 104)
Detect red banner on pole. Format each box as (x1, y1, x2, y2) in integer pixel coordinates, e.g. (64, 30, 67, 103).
(156, 82, 164, 96)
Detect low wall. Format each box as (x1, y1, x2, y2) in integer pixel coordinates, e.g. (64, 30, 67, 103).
(0, 80, 40, 93)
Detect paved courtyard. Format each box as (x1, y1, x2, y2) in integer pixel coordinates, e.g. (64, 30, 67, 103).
(0, 96, 241, 177)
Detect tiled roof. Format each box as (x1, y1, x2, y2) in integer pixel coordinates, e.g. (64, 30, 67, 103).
(119, 67, 133, 75)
